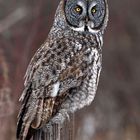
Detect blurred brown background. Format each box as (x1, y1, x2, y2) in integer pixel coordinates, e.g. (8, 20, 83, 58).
(0, 0, 140, 140)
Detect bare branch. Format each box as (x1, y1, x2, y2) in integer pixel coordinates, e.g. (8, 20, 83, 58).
(0, 7, 28, 33)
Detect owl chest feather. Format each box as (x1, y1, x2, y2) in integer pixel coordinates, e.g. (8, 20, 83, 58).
(25, 33, 102, 100)
(59, 35, 100, 89)
(51, 34, 102, 112)
(64, 34, 102, 106)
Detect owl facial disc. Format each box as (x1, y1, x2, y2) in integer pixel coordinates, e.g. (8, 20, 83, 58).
(64, 0, 106, 33)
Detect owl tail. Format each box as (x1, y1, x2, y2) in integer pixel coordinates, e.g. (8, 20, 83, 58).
(17, 91, 55, 140)
(16, 94, 42, 140)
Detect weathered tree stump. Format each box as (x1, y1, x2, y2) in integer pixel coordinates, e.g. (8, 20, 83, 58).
(33, 113, 75, 140)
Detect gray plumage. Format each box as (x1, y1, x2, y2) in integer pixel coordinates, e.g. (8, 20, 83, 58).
(17, 0, 109, 139)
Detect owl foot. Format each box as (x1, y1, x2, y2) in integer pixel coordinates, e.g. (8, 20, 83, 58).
(42, 109, 69, 134)
(51, 109, 70, 125)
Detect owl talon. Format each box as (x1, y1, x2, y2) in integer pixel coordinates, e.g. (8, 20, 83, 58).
(51, 109, 69, 125)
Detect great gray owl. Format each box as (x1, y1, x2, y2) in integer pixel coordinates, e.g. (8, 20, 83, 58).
(17, 0, 108, 139)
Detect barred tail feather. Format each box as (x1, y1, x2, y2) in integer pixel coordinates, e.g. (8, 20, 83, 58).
(17, 93, 55, 140)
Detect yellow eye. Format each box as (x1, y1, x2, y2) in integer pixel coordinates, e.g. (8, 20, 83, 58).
(92, 7, 97, 13)
(75, 6, 82, 13)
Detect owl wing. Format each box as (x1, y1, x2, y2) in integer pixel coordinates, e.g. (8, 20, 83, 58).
(16, 40, 85, 140)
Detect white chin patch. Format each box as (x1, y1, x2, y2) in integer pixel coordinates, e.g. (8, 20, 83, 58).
(71, 26, 85, 32)
(88, 26, 100, 34)
(71, 26, 100, 34)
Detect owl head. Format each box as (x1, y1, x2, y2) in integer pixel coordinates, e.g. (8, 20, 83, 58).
(63, 0, 108, 33)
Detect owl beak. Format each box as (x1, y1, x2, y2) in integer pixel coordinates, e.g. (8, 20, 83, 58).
(85, 17, 89, 24)
(83, 17, 89, 31)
